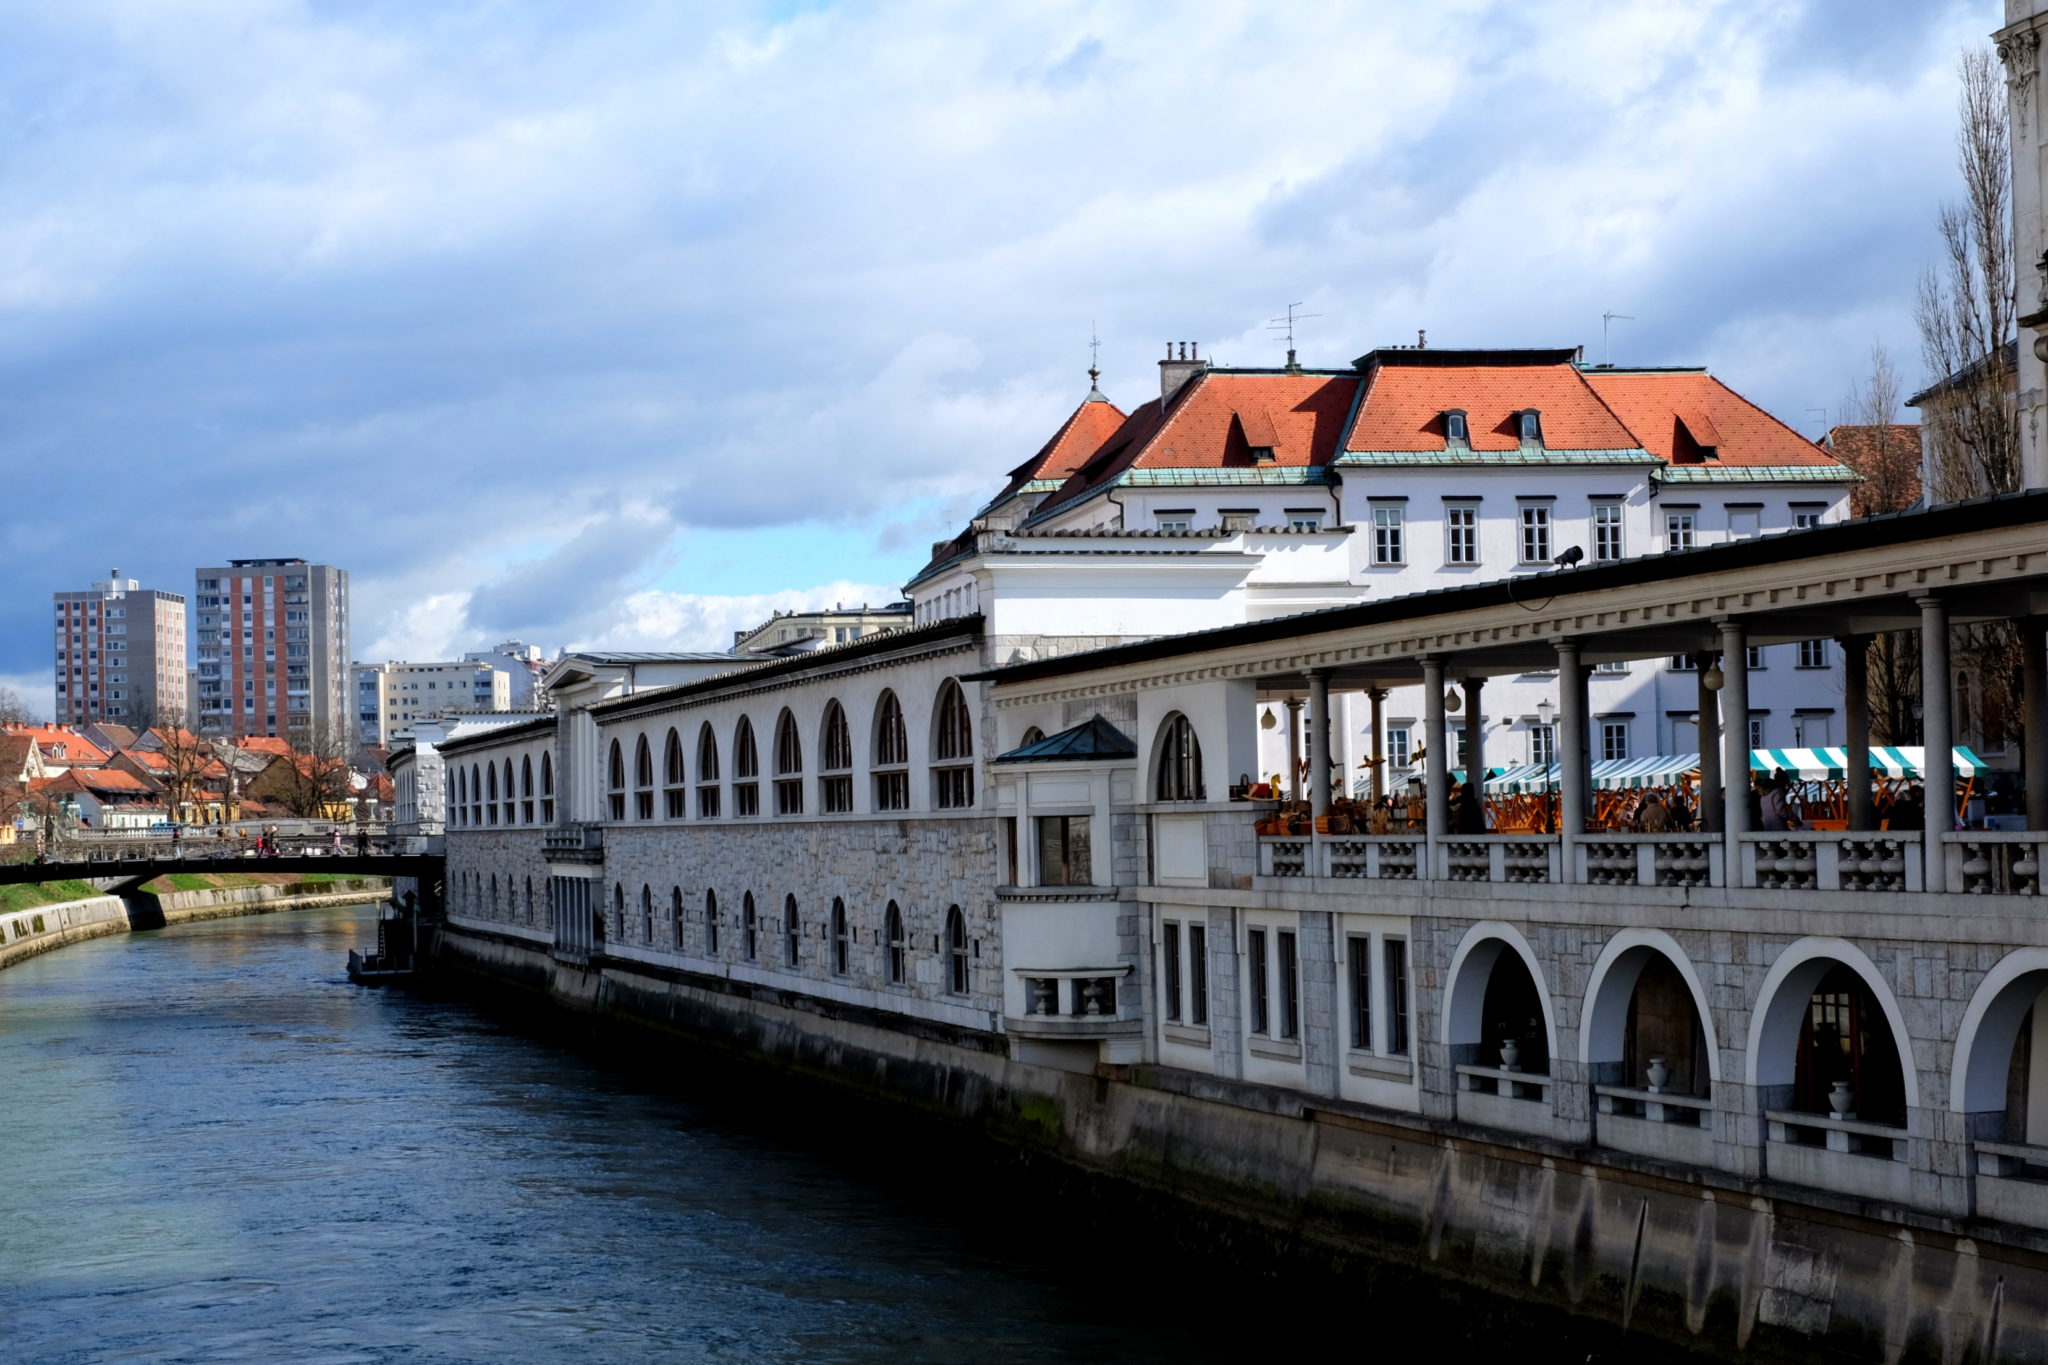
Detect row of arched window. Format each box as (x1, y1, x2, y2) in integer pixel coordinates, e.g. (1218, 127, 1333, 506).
(451, 751, 555, 828)
(605, 681, 976, 823)
(594, 884, 973, 995)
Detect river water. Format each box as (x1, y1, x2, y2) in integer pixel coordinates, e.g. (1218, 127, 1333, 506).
(0, 902, 1670, 1364)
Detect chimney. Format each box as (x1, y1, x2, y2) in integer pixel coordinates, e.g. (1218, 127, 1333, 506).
(1159, 341, 1209, 402)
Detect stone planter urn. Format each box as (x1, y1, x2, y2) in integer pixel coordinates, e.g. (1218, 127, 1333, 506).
(1499, 1038, 1521, 1072)
(1829, 1080, 1855, 1119)
(1646, 1057, 1670, 1093)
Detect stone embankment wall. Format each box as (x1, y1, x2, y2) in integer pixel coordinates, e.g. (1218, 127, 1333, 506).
(0, 879, 392, 971)
(435, 918, 2048, 1365)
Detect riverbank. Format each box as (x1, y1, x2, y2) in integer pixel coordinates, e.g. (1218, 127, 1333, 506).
(432, 917, 2043, 1365)
(0, 875, 393, 971)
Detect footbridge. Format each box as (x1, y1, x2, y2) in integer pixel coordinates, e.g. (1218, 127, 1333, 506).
(2, 834, 444, 900)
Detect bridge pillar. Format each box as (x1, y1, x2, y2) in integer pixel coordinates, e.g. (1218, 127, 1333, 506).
(1919, 594, 1954, 889)
(1841, 633, 1875, 831)
(1717, 619, 1751, 841)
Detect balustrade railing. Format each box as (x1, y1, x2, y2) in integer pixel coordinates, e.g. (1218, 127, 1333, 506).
(1944, 833, 2046, 895)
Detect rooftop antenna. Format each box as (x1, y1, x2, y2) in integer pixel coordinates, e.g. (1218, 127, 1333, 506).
(1267, 302, 1321, 371)
(1807, 407, 1829, 438)
(1601, 312, 1635, 366)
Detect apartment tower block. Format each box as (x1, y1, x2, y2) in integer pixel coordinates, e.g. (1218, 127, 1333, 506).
(193, 559, 350, 739)
(52, 570, 187, 727)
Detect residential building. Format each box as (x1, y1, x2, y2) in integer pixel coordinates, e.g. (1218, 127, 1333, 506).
(193, 559, 350, 741)
(354, 659, 513, 748)
(52, 570, 187, 728)
(462, 641, 554, 710)
(733, 601, 913, 653)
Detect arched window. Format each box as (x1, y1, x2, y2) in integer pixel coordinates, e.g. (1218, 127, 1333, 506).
(524, 877, 534, 925)
(1020, 726, 1046, 748)
(1155, 712, 1205, 801)
(773, 709, 804, 815)
(696, 723, 721, 818)
(945, 906, 969, 995)
(592, 884, 606, 945)
(454, 767, 467, 826)
(486, 764, 499, 826)
(733, 717, 760, 816)
(820, 701, 854, 813)
(705, 889, 720, 956)
(607, 739, 626, 821)
(784, 894, 801, 967)
(502, 759, 515, 823)
(742, 892, 758, 960)
(611, 883, 624, 942)
(885, 902, 906, 985)
(872, 690, 910, 811)
(831, 897, 849, 976)
(672, 887, 685, 950)
(540, 751, 555, 823)
(520, 754, 535, 823)
(663, 728, 686, 819)
(933, 680, 974, 809)
(469, 764, 482, 827)
(489, 874, 499, 916)
(633, 734, 655, 820)
(641, 885, 653, 943)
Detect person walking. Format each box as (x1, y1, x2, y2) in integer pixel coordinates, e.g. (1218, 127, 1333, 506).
(355, 826, 370, 857)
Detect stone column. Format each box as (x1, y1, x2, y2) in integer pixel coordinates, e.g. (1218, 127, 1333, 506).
(1308, 668, 1332, 822)
(1841, 634, 1875, 831)
(1920, 594, 1953, 887)
(1462, 676, 1486, 829)
(1368, 687, 1388, 804)
(1718, 620, 1751, 841)
(2025, 618, 2048, 833)
(1695, 651, 1720, 834)
(1422, 656, 1450, 841)
(1285, 697, 1303, 802)
(1557, 639, 1586, 876)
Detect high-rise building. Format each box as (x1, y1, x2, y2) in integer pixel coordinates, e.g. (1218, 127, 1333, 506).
(192, 559, 349, 741)
(52, 570, 187, 728)
(353, 659, 512, 748)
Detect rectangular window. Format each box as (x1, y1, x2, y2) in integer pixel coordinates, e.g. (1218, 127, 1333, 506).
(1386, 726, 1412, 767)
(1384, 939, 1410, 1055)
(1163, 921, 1183, 1024)
(1518, 504, 1551, 563)
(1156, 515, 1192, 532)
(1188, 924, 1208, 1026)
(1749, 717, 1765, 749)
(774, 778, 804, 816)
(1348, 934, 1372, 1050)
(1601, 721, 1629, 761)
(1669, 654, 1696, 671)
(1247, 928, 1269, 1036)
(1594, 660, 1628, 674)
(1036, 814, 1092, 887)
(735, 782, 759, 816)
(1277, 930, 1300, 1041)
(634, 791, 654, 820)
(1747, 646, 1765, 670)
(1793, 508, 1823, 530)
(1665, 511, 1695, 552)
(822, 775, 853, 813)
(1444, 504, 1478, 564)
(1371, 504, 1405, 564)
(935, 766, 975, 809)
(1530, 724, 1556, 765)
(697, 786, 721, 818)
(874, 771, 910, 811)
(1593, 501, 1624, 561)
(1797, 639, 1828, 668)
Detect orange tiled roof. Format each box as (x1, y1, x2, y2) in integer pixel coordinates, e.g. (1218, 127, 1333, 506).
(235, 736, 293, 756)
(995, 394, 1128, 498)
(1, 724, 111, 766)
(1581, 369, 1841, 467)
(1346, 361, 1637, 453)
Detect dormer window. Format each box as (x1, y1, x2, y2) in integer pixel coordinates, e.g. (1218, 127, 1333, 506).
(1443, 410, 1469, 444)
(1516, 409, 1543, 443)
(1249, 445, 1276, 463)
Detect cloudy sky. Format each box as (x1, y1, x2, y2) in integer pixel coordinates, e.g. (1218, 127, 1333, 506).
(0, 0, 1998, 713)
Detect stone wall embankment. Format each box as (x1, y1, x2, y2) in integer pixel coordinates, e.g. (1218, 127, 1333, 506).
(150, 878, 392, 927)
(0, 896, 130, 970)
(433, 919, 2048, 1365)
(0, 879, 393, 971)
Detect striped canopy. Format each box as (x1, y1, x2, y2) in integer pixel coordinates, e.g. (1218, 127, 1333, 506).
(1372, 765, 1503, 797)
(1379, 747, 1991, 800)
(1749, 746, 1990, 779)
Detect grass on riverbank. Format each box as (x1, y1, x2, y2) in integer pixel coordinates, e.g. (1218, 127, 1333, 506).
(0, 880, 105, 913)
(138, 871, 362, 893)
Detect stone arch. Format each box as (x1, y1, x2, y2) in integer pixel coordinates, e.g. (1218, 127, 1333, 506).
(1951, 948, 2048, 1118)
(1441, 921, 1558, 1073)
(1579, 928, 1721, 1091)
(1745, 937, 1919, 1119)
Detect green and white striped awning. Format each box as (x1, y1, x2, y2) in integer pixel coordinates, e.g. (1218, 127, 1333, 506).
(1749, 746, 1990, 779)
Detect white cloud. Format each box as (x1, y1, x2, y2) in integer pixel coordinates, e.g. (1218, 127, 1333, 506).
(583, 582, 906, 654)
(0, 672, 55, 724)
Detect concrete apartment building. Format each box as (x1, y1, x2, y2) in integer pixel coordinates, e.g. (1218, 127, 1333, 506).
(732, 601, 912, 652)
(51, 570, 187, 727)
(193, 559, 349, 740)
(354, 659, 513, 747)
(461, 640, 552, 710)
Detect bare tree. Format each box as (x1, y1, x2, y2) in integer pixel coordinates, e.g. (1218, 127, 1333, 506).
(154, 707, 218, 824)
(264, 722, 359, 820)
(0, 684, 38, 726)
(1915, 45, 2020, 502)
(1839, 342, 1922, 517)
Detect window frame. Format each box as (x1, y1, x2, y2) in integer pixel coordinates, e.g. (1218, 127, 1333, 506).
(1517, 502, 1552, 565)
(1592, 499, 1624, 562)
(1443, 502, 1478, 566)
(932, 679, 975, 809)
(1154, 712, 1205, 802)
(1370, 503, 1405, 566)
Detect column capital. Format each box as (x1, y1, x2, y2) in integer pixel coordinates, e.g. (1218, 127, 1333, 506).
(1366, 686, 1388, 702)
(1912, 591, 1948, 610)
(1462, 674, 1486, 692)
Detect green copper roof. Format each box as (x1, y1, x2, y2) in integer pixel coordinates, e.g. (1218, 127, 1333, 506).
(1334, 447, 1659, 466)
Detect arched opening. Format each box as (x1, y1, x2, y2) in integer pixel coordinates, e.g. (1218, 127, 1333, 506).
(1154, 711, 1205, 801)
(831, 897, 849, 975)
(784, 894, 801, 967)
(704, 889, 720, 956)
(932, 680, 974, 809)
(640, 885, 653, 943)
(742, 891, 758, 961)
(454, 767, 467, 826)
(1443, 927, 1557, 1082)
(524, 877, 534, 925)
(885, 901, 906, 984)
(1954, 952, 2048, 1145)
(671, 887, 685, 950)
(872, 690, 910, 811)
(773, 709, 804, 815)
(540, 751, 555, 822)
(733, 717, 760, 816)
(945, 906, 969, 995)
(819, 701, 853, 813)
(663, 728, 686, 818)
(607, 740, 626, 821)
(520, 755, 534, 823)
(502, 759, 514, 824)
(486, 765, 499, 826)
(696, 723, 721, 818)
(632, 735, 654, 819)
(1750, 944, 1914, 1136)
(469, 764, 482, 827)
(1582, 935, 1715, 1098)
(1019, 726, 1046, 748)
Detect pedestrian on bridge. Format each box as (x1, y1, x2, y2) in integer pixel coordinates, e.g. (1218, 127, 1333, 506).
(355, 827, 370, 857)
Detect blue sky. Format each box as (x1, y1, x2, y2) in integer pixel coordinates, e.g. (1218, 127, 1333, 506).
(0, 0, 1999, 713)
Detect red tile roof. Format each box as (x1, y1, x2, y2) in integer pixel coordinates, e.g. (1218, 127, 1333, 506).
(1346, 361, 1637, 453)
(235, 736, 293, 756)
(995, 394, 1128, 499)
(1, 724, 111, 766)
(1581, 369, 1839, 466)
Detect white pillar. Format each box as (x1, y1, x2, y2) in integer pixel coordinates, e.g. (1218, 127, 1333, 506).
(1557, 639, 1586, 872)
(1308, 669, 1332, 821)
(1920, 594, 1953, 886)
(1422, 656, 1449, 839)
(1718, 620, 1750, 840)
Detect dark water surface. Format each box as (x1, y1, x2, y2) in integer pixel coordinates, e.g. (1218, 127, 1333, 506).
(2, 904, 1354, 1364)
